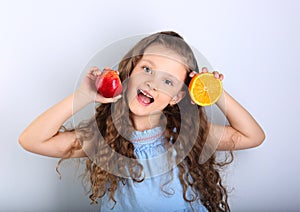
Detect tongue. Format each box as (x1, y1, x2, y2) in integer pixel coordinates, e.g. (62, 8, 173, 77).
(138, 93, 151, 104)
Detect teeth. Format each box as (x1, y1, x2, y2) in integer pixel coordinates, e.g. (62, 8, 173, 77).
(138, 89, 153, 99)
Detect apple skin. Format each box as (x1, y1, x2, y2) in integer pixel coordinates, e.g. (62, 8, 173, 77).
(95, 69, 123, 98)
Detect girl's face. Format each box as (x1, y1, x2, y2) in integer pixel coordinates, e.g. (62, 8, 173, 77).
(127, 45, 187, 117)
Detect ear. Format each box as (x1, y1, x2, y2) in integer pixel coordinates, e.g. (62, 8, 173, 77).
(169, 91, 186, 106)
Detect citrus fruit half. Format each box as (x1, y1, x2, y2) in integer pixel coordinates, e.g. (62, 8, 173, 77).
(188, 73, 223, 106)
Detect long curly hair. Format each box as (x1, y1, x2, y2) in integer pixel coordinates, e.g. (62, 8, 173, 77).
(63, 31, 233, 211)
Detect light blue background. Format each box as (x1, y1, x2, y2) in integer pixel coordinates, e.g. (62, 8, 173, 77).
(1, 0, 299, 211)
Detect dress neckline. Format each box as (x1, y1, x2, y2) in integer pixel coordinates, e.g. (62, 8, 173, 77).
(130, 126, 164, 144)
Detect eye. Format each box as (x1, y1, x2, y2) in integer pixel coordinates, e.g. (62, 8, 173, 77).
(143, 66, 152, 74)
(164, 79, 173, 86)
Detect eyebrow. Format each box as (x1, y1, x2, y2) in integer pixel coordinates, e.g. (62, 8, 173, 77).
(140, 58, 156, 68)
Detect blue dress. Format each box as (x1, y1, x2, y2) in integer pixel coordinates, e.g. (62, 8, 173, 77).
(99, 127, 208, 212)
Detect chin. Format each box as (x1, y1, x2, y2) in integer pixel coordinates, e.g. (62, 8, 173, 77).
(129, 105, 151, 117)
(129, 103, 155, 117)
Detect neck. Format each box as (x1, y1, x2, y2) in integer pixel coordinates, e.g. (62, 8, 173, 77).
(131, 112, 164, 131)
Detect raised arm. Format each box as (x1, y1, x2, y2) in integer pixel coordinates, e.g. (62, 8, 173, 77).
(190, 68, 265, 151)
(19, 67, 121, 158)
(19, 92, 87, 158)
(210, 89, 265, 150)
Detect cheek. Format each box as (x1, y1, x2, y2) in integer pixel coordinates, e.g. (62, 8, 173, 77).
(126, 82, 136, 102)
(157, 93, 173, 106)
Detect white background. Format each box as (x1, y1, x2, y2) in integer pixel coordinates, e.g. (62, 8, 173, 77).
(1, 0, 300, 211)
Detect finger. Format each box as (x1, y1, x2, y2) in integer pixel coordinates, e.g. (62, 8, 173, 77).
(103, 66, 111, 71)
(104, 67, 119, 75)
(90, 66, 99, 73)
(94, 96, 111, 103)
(112, 94, 122, 102)
(212, 71, 220, 79)
(88, 67, 101, 78)
(201, 67, 208, 73)
(87, 73, 98, 81)
(219, 74, 224, 81)
(90, 66, 98, 71)
(189, 71, 198, 78)
(95, 94, 122, 103)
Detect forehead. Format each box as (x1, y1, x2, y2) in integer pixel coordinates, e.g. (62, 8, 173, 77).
(142, 45, 188, 81)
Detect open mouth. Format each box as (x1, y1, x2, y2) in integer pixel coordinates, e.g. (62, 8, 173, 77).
(137, 89, 154, 105)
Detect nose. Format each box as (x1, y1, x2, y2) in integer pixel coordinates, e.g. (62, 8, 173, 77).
(146, 82, 157, 91)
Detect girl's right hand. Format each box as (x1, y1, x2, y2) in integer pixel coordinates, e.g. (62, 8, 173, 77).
(76, 66, 122, 104)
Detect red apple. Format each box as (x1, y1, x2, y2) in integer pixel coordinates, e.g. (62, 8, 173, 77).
(95, 69, 123, 98)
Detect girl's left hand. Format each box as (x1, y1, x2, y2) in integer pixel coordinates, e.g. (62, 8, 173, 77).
(189, 67, 224, 81)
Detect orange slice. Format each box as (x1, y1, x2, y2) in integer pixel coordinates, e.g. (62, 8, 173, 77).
(188, 73, 223, 106)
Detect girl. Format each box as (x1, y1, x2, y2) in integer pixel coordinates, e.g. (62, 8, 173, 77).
(19, 31, 265, 211)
